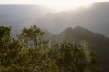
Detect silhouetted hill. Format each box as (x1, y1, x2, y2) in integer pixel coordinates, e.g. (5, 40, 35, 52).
(34, 2, 109, 38)
(0, 3, 109, 71)
(44, 26, 109, 72)
(1, 2, 109, 38)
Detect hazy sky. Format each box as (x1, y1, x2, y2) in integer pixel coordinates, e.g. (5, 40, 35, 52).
(0, 0, 109, 4)
(0, 0, 109, 11)
(0, 0, 109, 5)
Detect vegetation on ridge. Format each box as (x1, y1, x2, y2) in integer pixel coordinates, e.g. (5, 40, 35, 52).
(0, 25, 100, 72)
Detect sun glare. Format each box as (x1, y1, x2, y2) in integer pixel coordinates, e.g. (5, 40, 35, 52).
(0, 0, 108, 12)
(40, 0, 94, 12)
(1, 0, 107, 12)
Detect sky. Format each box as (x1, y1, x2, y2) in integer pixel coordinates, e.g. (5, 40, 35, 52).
(0, 0, 109, 12)
(0, 0, 109, 4)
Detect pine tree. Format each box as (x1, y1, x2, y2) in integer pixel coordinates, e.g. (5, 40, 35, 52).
(17, 25, 59, 72)
(48, 41, 100, 72)
(0, 26, 24, 72)
(0, 25, 100, 72)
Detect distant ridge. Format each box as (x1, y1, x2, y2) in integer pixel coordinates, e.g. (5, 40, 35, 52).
(0, 2, 109, 37)
(44, 26, 109, 72)
(34, 2, 109, 37)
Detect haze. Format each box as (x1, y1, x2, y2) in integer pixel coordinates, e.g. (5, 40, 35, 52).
(0, 1, 109, 72)
(1, 0, 109, 12)
(0, 1, 109, 38)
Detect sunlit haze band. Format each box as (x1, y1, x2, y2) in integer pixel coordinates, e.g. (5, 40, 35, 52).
(0, 0, 109, 12)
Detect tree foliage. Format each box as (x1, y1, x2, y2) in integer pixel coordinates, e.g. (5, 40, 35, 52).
(0, 25, 100, 72)
(48, 41, 100, 72)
